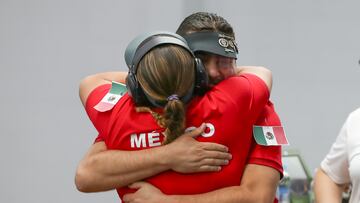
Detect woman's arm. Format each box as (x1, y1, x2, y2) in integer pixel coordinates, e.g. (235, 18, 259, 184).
(235, 66, 272, 92)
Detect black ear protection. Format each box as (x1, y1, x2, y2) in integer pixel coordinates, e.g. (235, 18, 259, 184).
(124, 31, 208, 107)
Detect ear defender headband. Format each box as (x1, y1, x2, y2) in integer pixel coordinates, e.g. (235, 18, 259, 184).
(124, 31, 208, 107)
(183, 31, 238, 59)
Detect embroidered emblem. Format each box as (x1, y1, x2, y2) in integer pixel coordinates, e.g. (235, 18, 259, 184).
(266, 132, 274, 140)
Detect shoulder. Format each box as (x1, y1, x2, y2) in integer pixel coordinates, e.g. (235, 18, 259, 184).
(348, 107, 360, 121)
(217, 73, 268, 88)
(222, 74, 270, 98)
(206, 74, 270, 103)
(344, 107, 360, 134)
(346, 108, 360, 157)
(79, 75, 112, 106)
(85, 84, 112, 107)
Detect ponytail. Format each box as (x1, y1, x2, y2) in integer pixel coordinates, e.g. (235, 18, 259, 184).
(135, 45, 195, 144)
(136, 99, 186, 145)
(162, 99, 185, 144)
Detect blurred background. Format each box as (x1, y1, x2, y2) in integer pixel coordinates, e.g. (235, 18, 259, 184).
(0, 0, 359, 202)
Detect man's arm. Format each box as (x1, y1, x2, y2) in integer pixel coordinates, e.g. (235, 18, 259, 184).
(75, 141, 170, 193)
(314, 168, 345, 203)
(123, 164, 280, 203)
(235, 66, 272, 92)
(75, 125, 232, 192)
(79, 71, 128, 106)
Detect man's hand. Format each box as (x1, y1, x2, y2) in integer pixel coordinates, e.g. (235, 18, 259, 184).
(164, 123, 232, 173)
(122, 182, 168, 203)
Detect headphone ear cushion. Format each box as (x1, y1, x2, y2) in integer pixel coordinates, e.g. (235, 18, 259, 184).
(125, 72, 136, 99)
(193, 58, 209, 95)
(126, 72, 148, 105)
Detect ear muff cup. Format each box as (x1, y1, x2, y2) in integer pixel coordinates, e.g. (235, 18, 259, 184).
(125, 31, 208, 106)
(125, 71, 149, 106)
(193, 58, 208, 95)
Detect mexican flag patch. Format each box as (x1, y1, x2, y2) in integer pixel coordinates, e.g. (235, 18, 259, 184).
(253, 126, 289, 146)
(94, 81, 127, 112)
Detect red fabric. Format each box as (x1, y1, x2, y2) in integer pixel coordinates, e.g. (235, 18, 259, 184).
(85, 74, 281, 201)
(273, 126, 287, 144)
(85, 83, 112, 142)
(248, 101, 283, 176)
(248, 101, 283, 203)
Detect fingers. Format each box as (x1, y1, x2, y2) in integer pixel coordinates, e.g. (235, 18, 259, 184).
(203, 150, 232, 160)
(185, 123, 206, 138)
(202, 142, 229, 152)
(195, 158, 232, 172)
(194, 150, 232, 172)
(122, 193, 133, 202)
(128, 181, 147, 189)
(201, 157, 229, 166)
(198, 165, 222, 172)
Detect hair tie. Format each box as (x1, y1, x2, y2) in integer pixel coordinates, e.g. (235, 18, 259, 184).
(167, 94, 179, 101)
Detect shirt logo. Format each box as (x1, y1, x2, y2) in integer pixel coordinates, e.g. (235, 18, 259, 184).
(107, 95, 116, 102)
(130, 132, 162, 148)
(218, 38, 229, 48)
(130, 123, 216, 148)
(218, 34, 238, 53)
(266, 132, 274, 140)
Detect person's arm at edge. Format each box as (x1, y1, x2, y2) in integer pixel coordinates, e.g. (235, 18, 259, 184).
(79, 71, 128, 106)
(235, 66, 272, 92)
(124, 164, 279, 203)
(314, 168, 345, 203)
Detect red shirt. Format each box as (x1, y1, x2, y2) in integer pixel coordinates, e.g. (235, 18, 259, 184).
(249, 101, 283, 175)
(85, 74, 282, 199)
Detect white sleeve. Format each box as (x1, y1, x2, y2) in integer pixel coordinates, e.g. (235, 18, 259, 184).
(347, 108, 360, 163)
(320, 118, 350, 184)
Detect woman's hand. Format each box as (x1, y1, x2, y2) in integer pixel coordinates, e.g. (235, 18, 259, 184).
(122, 182, 168, 203)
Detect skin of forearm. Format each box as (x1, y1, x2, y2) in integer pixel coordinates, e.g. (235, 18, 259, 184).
(235, 66, 266, 75)
(94, 71, 127, 83)
(314, 169, 344, 203)
(166, 164, 278, 203)
(77, 147, 171, 192)
(235, 66, 272, 92)
(168, 186, 271, 203)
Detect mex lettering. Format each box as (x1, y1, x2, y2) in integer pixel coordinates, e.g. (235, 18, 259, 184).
(130, 123, 215, 148)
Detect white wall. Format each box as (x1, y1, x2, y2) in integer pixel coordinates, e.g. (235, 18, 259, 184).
(1, 0, 359, 202)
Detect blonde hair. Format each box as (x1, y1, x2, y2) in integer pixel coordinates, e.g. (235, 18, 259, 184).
(136, 45, 195, 144)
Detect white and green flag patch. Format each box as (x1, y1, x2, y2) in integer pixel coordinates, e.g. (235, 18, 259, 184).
(94, 81, 127, 112)
(253, 126, 289, 146)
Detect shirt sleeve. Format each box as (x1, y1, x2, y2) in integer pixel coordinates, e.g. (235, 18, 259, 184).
(248, 144, 283, 177)
(320, 118, 350, 184)
(347, 108, 360, 164)
(248, 101, 283, 177)
(85, 84, 112, 142)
